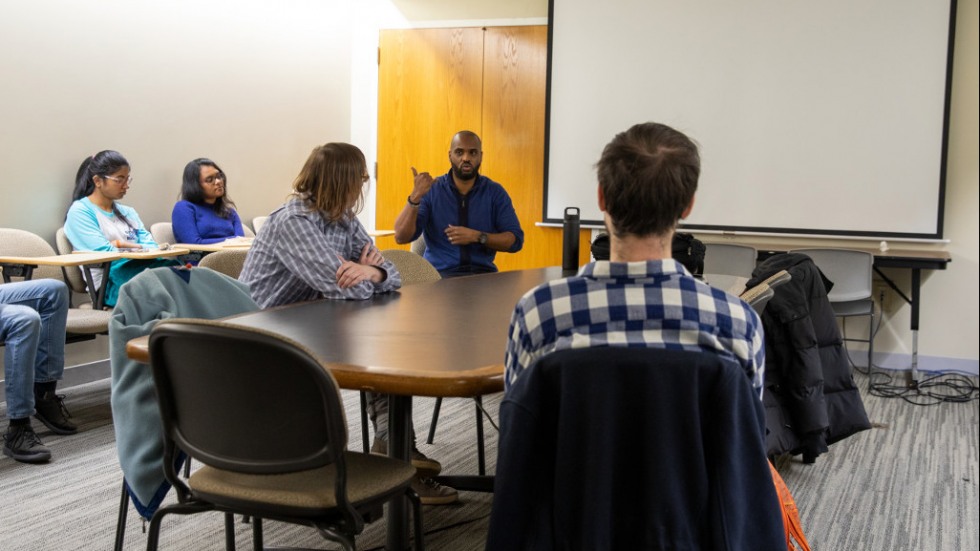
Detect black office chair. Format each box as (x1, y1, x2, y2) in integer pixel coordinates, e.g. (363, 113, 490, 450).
(146, 319, 424, 551)
(487, 347, 785, 550)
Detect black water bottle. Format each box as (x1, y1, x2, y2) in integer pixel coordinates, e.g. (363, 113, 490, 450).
(562, 207, 580, 276)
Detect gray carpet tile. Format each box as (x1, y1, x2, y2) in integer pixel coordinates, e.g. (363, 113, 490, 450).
(1, 370, 977, 550)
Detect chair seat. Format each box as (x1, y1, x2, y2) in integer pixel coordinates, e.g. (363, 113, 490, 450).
(66, 308, 111, 334)
(831, 298, 874, 317)
(190, 451, 416, 517)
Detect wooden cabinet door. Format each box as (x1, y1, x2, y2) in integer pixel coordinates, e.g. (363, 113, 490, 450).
(377, 26, 591, 269)
(377, 28, 484, 249)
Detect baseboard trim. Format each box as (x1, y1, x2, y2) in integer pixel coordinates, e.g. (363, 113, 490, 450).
(873, 352, 979, 376)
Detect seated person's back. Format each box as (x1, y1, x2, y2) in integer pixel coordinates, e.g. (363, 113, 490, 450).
(504, 122, 764, 396)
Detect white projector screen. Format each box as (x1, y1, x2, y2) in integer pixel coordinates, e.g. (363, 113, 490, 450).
(544, 0, 955, 239)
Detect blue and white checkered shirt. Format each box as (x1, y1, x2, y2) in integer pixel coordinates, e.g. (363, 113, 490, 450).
(504, 260, 764, 397)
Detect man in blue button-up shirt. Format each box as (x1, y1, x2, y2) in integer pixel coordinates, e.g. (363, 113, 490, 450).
(394, 131, 524, 277)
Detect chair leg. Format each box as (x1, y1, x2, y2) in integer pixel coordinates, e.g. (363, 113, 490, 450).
(359, 391, 370, 453)
(114, 480, 128, 551)
(867, 311, 876, 391)
(474, 396, 486, 476)
(225, 512, 238, 551)
(250, 515, 262, 551)
(426, 397, 443, 444)
(407, 488, 426, 551)
(146, 502, 214, 551)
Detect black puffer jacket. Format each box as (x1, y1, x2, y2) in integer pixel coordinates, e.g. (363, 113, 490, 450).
(748, 253, 871, 462)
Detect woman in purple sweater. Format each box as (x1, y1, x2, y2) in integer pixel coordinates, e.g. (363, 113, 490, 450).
(171, 158, 245, 244)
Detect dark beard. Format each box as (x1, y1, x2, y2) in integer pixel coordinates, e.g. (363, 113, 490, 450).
(452, 164, 479, 181)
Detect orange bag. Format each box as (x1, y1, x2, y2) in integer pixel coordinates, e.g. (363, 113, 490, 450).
(769, 461, 812, 551)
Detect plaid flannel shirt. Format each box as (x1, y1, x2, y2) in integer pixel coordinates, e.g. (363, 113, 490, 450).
(504, 260, 765, 397)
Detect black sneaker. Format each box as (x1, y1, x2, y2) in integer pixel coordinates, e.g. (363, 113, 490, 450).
(3, 425, 52, 464)
(34, 391, 78, 435)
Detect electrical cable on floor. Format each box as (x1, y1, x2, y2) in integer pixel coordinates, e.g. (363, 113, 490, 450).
(840, 303, 979, 405)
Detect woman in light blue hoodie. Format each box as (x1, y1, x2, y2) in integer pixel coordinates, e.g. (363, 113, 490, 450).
(65, 150, 175, 307)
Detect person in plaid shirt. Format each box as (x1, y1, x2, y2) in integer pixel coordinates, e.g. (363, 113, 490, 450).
(504, 122, 764, 396)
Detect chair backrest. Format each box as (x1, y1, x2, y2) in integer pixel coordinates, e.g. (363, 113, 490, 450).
(198, 249, 249, 279)
(252, 215, 269, 234)
(704, 243, 758, 278)
(381, 249, 440, 284)
(410, 234, 426, 256)
(1, 227, 64, 282)
(150, 222, 176, 245)
(487, 346, 784, 550)
(241, 224, 255, 238)
(2, 227, 109, 334)
(54, 227, 88, 294)
(790, 248, 873, 302)
(149, 319, 349, 475)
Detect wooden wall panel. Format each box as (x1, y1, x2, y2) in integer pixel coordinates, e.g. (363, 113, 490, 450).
(376, 25, 589, 269)
(376, 28, 485, 249)
(482, 26, 591, 271)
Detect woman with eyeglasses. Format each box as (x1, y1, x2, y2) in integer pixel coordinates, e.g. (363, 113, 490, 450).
(65, 150, 174, 307)
(171, 158, 245, 244)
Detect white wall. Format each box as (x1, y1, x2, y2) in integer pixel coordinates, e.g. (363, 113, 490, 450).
(0, 0, 353, 239)
(1, 0, 976, 372)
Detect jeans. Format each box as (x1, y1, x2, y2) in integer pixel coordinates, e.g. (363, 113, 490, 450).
(1, 280, 69, 419)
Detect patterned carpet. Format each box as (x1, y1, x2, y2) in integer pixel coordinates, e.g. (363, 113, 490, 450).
(1, 370, 976, 550)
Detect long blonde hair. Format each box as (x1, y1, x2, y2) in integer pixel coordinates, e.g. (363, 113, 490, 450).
(292, 143, 366, 222)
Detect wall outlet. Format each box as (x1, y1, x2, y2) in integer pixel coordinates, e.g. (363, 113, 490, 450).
(872, 280, 889, 310)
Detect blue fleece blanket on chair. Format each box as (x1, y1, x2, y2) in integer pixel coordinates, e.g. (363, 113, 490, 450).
(108, 266, 259, 519)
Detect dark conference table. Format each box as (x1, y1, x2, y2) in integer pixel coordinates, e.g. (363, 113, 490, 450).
(128, 266, 565, 550)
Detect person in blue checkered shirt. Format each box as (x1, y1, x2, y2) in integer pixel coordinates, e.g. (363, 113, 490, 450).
(504, 122, 764, 396)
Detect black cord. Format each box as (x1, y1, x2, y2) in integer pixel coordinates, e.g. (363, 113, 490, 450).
(863, 369, 979, 405)
(839, 307, 979, 405)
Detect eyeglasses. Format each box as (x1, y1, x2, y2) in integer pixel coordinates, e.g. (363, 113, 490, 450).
(203, 174, 226, 185)
(102, 174, 133, 184)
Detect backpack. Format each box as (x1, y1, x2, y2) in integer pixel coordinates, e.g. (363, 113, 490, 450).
(590, 232, 706, 277)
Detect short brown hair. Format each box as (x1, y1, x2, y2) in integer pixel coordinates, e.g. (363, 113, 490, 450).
(293, 143, 366, 222)
(596, 122, 700, 238)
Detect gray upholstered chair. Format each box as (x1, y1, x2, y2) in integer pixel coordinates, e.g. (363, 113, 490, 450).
(704, 243, 758, 278)
(410, 234, 426, 256)
(146, 319, 424, 551)
(149, 222, 176, 245)
(0, 227, 110, 340)
(380, 249, 440, 284)
(791, 248, 875, 373)
(354, 250, 444, 454)
(251, 215, 269, 235)
(378, 248, 493, 473)
(198, 249, 249, 279)
(54, 227, 90, 298)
